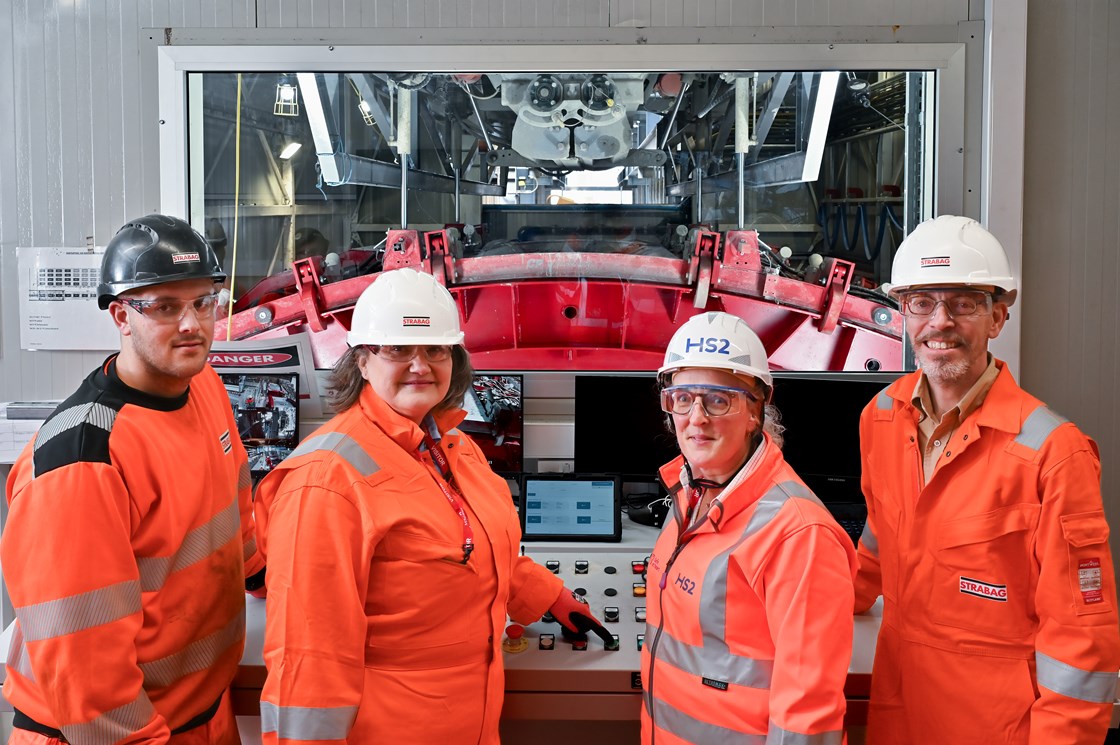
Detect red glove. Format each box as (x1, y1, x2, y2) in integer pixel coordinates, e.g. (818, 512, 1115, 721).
(549, 588, 613, 646)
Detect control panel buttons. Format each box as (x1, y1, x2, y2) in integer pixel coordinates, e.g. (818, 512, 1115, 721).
(633, 583, 647, 597)
(574, 560, 589, 574)
(604, 588, 618, 597)
(636, 634, 645, 651)
(604, 566, 617, 574)
(631, 561, 646, 574)
(573, 587, 587, 597)
(502, 624, 528, 654)
(538, 633, 555, 651)
(571, 637, 588, 651)
(545, 560, 561, 574)
(542, 611, 556, 624)
(603, 606, 620, 623)
(606, 635, 620, 652)
(634, 607, 646, 623)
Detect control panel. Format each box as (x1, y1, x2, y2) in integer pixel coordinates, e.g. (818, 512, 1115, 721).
(502, 522, 661, 697)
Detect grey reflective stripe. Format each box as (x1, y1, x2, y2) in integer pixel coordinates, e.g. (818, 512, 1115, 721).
(876, 389, 892, 410)
(767, 721, 843, 744)
(139, 612, 245, 689)
(34, 402, 117, 453)
(238, 461, 252, 490)
(244, 536, 259, 563)
(260, 701, 358, 741)
(61, 693, 155, 745)
(6, 622, 35, 682)
(651, 695, 765, 744)
(288, 432, 381, 477)
(1036, 651, 1119, 704)
(654, 631, 772, 688)
(859, 520, 879, 557)
(667, 482, 810, 689)
(17, 579, 141, 642)
(1015, 406, 1067, 452)
(136, 497, 241, 592)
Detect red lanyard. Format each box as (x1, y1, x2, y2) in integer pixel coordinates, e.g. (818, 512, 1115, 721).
(420, 431, 475, 564)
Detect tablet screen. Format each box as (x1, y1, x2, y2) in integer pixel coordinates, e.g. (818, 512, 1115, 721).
(519, 474, 622, 542)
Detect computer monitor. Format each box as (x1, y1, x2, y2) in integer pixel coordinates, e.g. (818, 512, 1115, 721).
(573, 374, 679, 481)
(519, 473, 623, 542)
(219, 372, 300, 484)
(460, 373, 524, 476)
(769, 372, 896, 504)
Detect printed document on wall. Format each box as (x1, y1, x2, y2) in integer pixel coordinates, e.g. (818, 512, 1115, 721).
(17, 247, 118, 351)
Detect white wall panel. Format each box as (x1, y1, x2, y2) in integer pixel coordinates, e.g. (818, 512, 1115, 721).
(1022, 0, 1120, 573)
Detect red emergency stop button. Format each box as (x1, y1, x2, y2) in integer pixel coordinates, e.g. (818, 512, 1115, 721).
(502, 624, 528, 653)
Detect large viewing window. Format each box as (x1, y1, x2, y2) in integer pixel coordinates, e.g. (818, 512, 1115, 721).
(187, 69, 934, 301)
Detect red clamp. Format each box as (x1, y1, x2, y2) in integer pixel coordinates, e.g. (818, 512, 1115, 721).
(383, 229, 425, 270)
(685, 229, 723, 310)
(819, 257, 855, 334)
(721, 230, 762, 272)
(424, 229, 459, 288)
(291, 257, 327, 333)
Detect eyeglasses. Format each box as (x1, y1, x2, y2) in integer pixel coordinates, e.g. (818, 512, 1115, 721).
(116, 292, 221, 323)
(368, 344, 454, 363)
(899, 291, 992, 318)
(660, 384, 758, 417)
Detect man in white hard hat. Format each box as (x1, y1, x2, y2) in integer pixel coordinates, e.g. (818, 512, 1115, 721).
(854, 215, 1120, 744)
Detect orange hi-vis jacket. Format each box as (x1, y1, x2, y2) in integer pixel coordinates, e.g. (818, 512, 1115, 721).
(855, 362, 1120, 744)
(254, 385, 563, 745)
(642, 436, 858, 745)
(2, 358, 265, 744)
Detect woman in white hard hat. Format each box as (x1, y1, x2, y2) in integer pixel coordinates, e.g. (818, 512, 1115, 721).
(253, 267, 604, 745)
(640, 311, 858, 744)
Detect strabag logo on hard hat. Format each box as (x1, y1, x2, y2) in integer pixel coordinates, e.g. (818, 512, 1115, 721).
(171, 252, 201, 264)
(402, 316, 431, 327)
(920, 256, 952, 267)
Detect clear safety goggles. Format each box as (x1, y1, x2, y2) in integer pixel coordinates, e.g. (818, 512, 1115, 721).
(660, 384, 759, 417)
(116, 292, 221, 324)
(368, 344, 454, 363)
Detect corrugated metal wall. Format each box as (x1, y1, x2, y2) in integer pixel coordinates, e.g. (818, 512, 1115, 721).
(1022, 0, 1120, 564)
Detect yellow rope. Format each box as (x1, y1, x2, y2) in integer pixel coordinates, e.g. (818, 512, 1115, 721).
(225, 73, 243, 341)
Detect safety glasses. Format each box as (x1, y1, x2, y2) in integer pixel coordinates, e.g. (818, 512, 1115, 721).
(660, 384, 759, 417)
(899, 290, 992, 318)
(116, 292, 221, 324)
(368, 344, 454, 363)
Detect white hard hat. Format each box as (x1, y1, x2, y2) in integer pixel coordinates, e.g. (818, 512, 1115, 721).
(347, 267, 465, 346)
(658, 312, 772, 387)
(889, 215, 1018, 305)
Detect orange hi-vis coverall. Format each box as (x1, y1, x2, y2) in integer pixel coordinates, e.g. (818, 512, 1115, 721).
(2, 357, 265, 745)
(254, 385, 563, 745)
(642, 435, 858, 745)
(855, 361, 1120, 744)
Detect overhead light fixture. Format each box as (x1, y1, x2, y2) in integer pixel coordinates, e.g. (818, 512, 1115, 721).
(278, 142, 302, 160)
(274, 74, 300, 117)
(358, 98, 375, 126)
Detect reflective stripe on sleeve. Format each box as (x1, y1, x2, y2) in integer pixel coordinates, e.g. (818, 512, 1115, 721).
(6, 622, 35, 682)
(766, 721, 843, 744)
(138, 612, 245, 689)
(1036, 651, 1119, 704)
(1014, 406, 1067, 452)
(260, 701, 359, 741)
(288, 432, 381, 477)
(859, 520, 878, 557)
(33, 403, 117, 453)
(136, 497, 241, 592)
(653, 631, 773, 689)
(60, 693, 156, 745)
(652, 696, 765, 744)
(244, 536, 259, 563)
(238, 461, 253, 490)
(876, 389, 892, 410)
(17, 579, 141, 642)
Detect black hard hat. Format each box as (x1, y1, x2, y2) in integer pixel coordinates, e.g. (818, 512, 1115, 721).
(97, 214, 226, 309)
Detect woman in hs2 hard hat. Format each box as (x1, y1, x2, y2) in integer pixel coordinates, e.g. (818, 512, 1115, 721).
(641, 311, 858, 745)
(253, 267, 606, 745)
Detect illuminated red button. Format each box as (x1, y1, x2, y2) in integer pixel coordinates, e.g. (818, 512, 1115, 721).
(631, 561, 646, 574)
(571, 638, 588, 651)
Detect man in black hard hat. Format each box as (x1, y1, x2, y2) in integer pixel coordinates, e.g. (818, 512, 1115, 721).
(2, 214, 266, 745)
